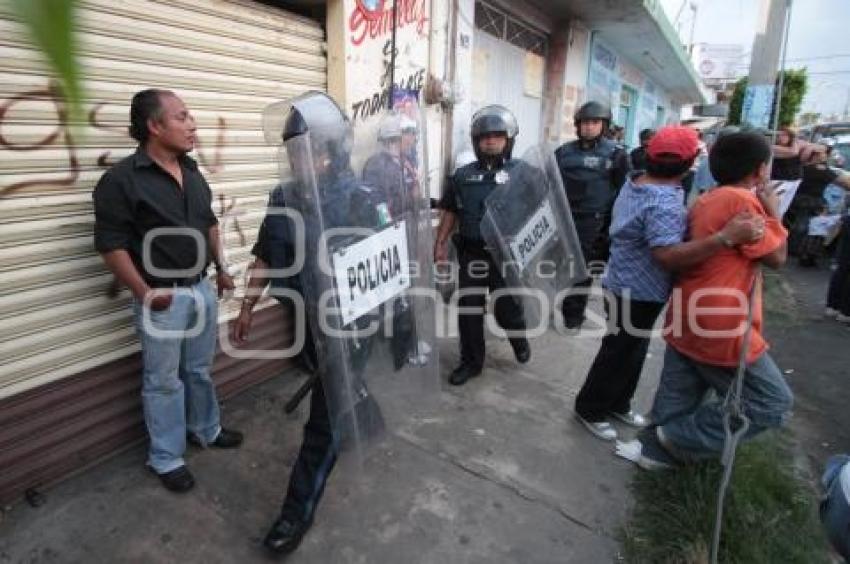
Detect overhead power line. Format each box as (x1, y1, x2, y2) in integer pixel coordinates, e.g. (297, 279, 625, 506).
(804, 70, 850, 75)
(785, 53, 850, 63)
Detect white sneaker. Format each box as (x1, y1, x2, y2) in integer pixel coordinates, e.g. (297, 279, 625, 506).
(837, 313, 850, 324)
(406, 341, 433, 366)
(576, 414, 618, 441)
(825, 307, 840, 318)
(611, 410, 649, 428)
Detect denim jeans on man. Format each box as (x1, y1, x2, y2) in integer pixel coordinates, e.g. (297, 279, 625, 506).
(649, 346, 793, 460)
(821, 455, 850, 560)
(132, 279, 221, 473)
(827, 215, 850, 315)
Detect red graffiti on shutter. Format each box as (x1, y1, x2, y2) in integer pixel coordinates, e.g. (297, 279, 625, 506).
(0, 83, 79, 196)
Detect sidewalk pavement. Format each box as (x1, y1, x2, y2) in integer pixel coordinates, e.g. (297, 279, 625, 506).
(0, 295, 662, 563)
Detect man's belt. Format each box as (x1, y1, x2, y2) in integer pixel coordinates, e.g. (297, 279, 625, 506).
(147, 272, 207, 288)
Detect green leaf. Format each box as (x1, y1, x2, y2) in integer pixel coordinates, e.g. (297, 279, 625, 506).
(10, 0, 83, 124)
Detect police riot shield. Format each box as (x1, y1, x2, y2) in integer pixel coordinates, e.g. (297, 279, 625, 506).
(480, 144, 587, 329)
(261, 92, 439, 458)
(358, 105, 437, 376)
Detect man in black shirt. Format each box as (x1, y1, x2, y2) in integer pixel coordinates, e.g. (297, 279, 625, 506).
(93, 89, 243, 493)
(630, 128, 655, 172)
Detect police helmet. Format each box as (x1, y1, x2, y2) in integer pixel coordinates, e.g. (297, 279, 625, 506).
(274, 91, 353, 174)
(400, 116, 418, 134)
(279, 91, 351, 143)
(574, 101, 612, 125)
(377, 113, 402, 142)
(470, 105, 519, 161)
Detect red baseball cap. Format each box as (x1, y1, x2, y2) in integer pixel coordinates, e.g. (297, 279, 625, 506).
(647, 126, 699, 161)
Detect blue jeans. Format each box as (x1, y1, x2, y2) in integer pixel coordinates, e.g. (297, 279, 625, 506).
(821, 455, 850, 561)
(133, 279, 221, 473)
(827, 216, 850, 315)
(649, 346, 793, 460)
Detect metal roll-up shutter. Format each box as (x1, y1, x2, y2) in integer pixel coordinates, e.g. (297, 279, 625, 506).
(0, 0, 325, 503)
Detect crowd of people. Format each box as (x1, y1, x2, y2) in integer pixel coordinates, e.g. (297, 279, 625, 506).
(93, 87, 850, 557)
(766, 127, 850, 325)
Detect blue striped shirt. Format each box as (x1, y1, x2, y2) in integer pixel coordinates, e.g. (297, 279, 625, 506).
(603, 178, 687, 303)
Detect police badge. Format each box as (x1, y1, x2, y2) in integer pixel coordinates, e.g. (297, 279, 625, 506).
(583, 156, 601, 169)
(494, 170, 510, 184)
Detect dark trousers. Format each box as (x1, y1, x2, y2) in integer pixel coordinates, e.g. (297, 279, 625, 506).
(277, 323, 387, 526)
(561, 278, 592, 329)
(279, 378, 337, 525)
(575, 293, 665, 421)
(561, 213, 609, 328)
(786, 195, 821, 256)
(827, 217, 850, 315)
(456, 239, 526, 370)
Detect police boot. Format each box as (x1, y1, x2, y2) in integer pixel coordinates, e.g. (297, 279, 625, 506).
(449, 364, 482, 386)
(561, 296, 587, 329)
(509, 338, 531, 364)
(263, 515, 312, 556)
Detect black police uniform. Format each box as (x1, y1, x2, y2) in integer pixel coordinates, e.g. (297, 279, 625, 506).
(554, 136, 629, 327)
(362, 151, 404, 216)
(257, 168, 387, 546)
(439, 159, 532, 372)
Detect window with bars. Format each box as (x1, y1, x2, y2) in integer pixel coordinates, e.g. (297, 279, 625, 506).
(474, 1, 547, 56)
(475, 2, 506, 38)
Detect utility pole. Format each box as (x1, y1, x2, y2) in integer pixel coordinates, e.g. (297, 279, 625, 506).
(740, 0, 793, 130)
(843, 85, 850, 120)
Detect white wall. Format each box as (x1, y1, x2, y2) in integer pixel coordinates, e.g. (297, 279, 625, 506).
(425, 0, 450, 196)
(451, 0, 477, 169)
(470, 29, 545, 158)
(560, 20, 592, 142)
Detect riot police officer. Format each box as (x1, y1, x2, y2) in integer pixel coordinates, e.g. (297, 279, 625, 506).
(554, 101, 629, 328)
(235, 93, 387, 556)
(363, 113, 406, 216)
(362, 113, 428, 369)
(434, 105, 532, 386)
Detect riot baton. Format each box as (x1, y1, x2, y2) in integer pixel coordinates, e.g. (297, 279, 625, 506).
(284, 372, 320, 414)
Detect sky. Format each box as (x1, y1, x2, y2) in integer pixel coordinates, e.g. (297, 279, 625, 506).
(660, 0, 850, 119)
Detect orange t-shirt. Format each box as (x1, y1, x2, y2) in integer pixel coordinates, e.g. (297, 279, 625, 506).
(663, 186, 787, 367)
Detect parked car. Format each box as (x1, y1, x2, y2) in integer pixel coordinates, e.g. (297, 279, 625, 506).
(811, 122, 850, 142)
